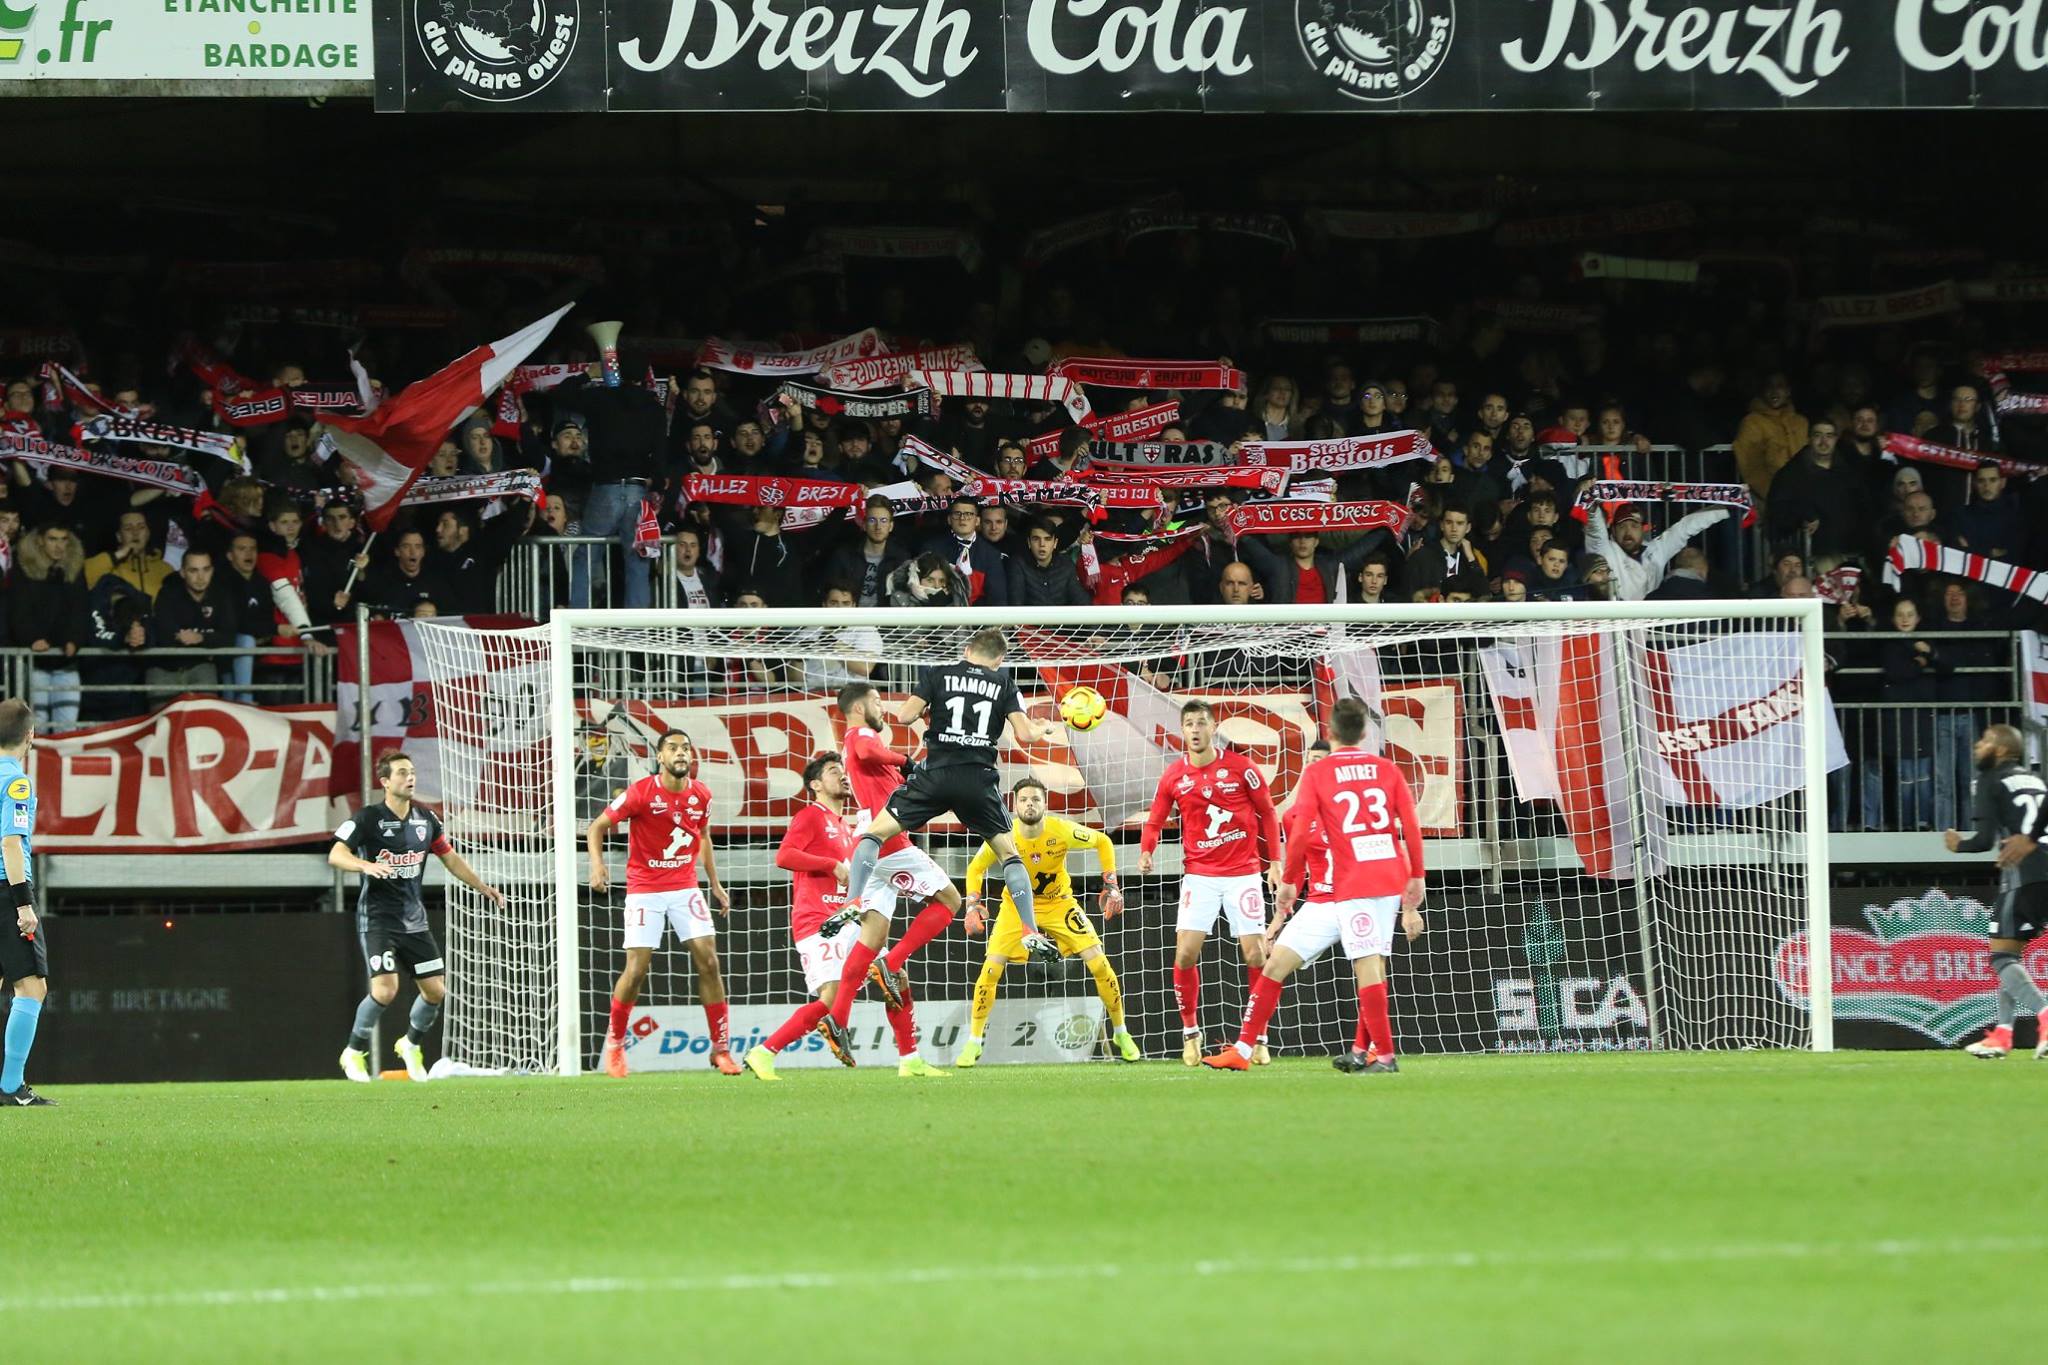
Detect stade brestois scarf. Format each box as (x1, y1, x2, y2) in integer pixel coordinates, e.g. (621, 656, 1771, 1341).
(1048, 357, 1246, 392)
(1884, 535, 2048, 603)
(817, 344, 979, 392)
(0, 433, 205, 496)
(1236, 429, 1434, 474)
(682, 474, 870, 514)
(910, 369, 1092, 421)
(1024, 401, 1181, 459)
(320, 304, 571, 532)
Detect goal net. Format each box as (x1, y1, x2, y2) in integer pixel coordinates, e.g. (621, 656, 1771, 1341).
(417, 603, 1836, 1075)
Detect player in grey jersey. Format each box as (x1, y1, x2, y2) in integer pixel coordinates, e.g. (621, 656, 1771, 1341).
(1944, 725, 2048, 1059)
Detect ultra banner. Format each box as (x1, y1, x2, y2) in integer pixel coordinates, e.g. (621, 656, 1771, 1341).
(377, 0, 2048, 113)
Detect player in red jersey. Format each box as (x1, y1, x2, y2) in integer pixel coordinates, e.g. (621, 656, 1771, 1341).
(831, 681, 966, 992)
(1138, 699, 1284, 1066)
(585, 730, 737, 1077)
(1205, 699, 1424, 1074)
(742, 753, 943, 1081)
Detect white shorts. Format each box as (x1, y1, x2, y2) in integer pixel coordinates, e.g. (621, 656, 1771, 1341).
(1177, 873, 1268, 939)
(623, 889, 715, 950)
(1276, 895, 1399, 967)
(862, 845, 949, 922)
(795, 926, 855, 995)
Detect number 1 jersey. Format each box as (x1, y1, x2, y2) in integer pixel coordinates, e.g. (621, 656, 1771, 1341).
(606, 774, 714, 893)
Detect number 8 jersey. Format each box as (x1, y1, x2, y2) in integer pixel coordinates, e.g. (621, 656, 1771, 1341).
(606, 774, 714, 893)
(1141, 747, 1281, 877)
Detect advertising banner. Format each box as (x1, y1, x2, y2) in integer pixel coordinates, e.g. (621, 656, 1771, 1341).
(1775, 883, 2045, 1049)
(621, 996, 1108, 1069)
(0, 0, 371, 87)
(29, 699, 338, 853)
(376, 0, 2048, 113)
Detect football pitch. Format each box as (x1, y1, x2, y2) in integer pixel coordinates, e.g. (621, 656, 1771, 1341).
(12, 1052, 2044, 1363)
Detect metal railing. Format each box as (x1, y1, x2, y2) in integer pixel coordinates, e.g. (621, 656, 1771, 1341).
(496, 535, 681, 622)
(0, 644, 336, 722)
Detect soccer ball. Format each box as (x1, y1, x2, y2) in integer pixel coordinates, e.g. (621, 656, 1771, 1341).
(1059, 686, 1109, 731)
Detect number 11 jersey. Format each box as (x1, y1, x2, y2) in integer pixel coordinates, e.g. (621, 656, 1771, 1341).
(606, 774, 714, 893)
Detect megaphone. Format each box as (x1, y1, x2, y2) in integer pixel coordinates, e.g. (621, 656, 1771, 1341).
(586, 319, 624, 389)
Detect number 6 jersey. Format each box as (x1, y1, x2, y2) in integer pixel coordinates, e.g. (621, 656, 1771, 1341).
(1140, 746, 1282, 877)
(606, 774, 714, 893)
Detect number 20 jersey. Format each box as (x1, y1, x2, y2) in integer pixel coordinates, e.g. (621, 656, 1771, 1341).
(1140, 748, 1280, 878)
(605, 775, 714, 894)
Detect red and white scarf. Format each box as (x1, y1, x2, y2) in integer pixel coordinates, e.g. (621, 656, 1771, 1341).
(1048, 357, 1245, 392)
(1237, 429, 1434, 474)
(777, 380, 934, 421)
(1224, 500, 1410, 539)
(1570, 479, 1757, 527)
(41, 363, 128, 417)
(402, 469, 544, 509)
(696, 328, 882, 377)
(682, 473, 869, 513)
(899, 435, 981, 486)
(1883, 432, 2048, 481)
(1084, 438, 1233, 466)
(818, 344, 979, 392)
(77, 413, 244, 469)
(1082, 463, 1289, 495)
(1024, 401, 1181, 460)
(1815, 565, 1863, 605)
(0, 433, 205, 496)
(1885, 535, 2048, 602)
(911, 369, 1091, 421)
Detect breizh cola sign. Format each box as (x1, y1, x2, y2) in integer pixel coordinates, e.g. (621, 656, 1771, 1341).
(376, 0, 2048, 111)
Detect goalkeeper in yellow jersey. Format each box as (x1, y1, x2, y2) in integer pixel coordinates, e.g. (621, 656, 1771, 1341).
(958, 777, 1141, 1065)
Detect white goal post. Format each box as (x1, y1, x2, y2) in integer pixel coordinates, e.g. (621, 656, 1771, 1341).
(419, 600, 1835, 1075)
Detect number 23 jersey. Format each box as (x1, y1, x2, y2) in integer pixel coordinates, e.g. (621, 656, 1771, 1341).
(606, 775, 714, 894)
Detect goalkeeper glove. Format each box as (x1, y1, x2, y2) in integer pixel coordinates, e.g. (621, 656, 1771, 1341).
(1098, 878, 1124, 919)
(962, 897, 986, 935)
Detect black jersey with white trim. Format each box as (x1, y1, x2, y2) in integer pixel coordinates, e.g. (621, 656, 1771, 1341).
(335, 801, 452, 933)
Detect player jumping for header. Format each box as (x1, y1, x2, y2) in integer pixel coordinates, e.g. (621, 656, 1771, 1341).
(743, 753, 945, 1080)
(332, 751, 507, 1083)
(1947, 723, 2048, 1059)
(958, 776, 1140, 1066)
(0, 698, 52, 1106)
(1206, 699, 1425, 1074)
(1139, 699, 1283, 1066)
(587, 730, 739, 1077)
(816, 629, 1062, 1065)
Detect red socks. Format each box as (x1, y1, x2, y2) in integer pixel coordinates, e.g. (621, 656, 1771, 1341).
(1358, 982, 1393, 1057)
(1238, 975, 1284, 1048)
(884, 902, 955, 972)
(607, 997, 632, 1043)
(704, 1000, 730, 1054)
(1172, 966, 1201, 1031)
(766, 1000, 830, 1053)
(1246, 966, 1269, 1041)
(886, 979, 918, 1057)
(830, 940, 881, 1027)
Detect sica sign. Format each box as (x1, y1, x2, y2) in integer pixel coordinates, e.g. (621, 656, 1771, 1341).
(0, 0, 370, 83)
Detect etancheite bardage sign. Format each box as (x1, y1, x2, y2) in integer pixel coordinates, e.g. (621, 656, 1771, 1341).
(375, 0, 2048, 112)
(1, 0, 371, 88)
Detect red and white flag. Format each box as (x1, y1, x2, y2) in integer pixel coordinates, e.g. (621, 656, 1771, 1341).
(320, 304, 571, 532)
(1022, 635, 1186, 830)
(1637, 633, 1848, 809)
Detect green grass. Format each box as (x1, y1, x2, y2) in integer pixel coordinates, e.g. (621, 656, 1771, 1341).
(11, 1052, 2047, 1362)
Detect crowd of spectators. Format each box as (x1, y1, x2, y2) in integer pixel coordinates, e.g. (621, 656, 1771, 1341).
(3, 211, 2044, 782)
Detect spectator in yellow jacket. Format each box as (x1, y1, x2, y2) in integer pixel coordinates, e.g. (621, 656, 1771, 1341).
(81, 510, 172, 598)
(1733, 372, 1810, 498)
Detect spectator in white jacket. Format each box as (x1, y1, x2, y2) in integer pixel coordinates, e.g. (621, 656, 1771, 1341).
(1584, 503, 1730, 601)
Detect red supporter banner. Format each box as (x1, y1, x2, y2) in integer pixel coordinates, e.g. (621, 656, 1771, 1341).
(1813, 281, 1962, 329)
(683, 474, 868, 511)
(696, 327, 882, 377)
(1883, 433, 2048, 481)
(1238, 429, 1434, 474)
(1049, 357, 1245, 391)
(1492, 201, 1695, 247)
(1225, 500, 1410, 538)
(30, 700, 338, 853)
(1083, 463, 1288, 494)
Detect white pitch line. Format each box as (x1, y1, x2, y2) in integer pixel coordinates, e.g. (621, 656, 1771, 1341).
(6, 1235, 2043, 1316)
